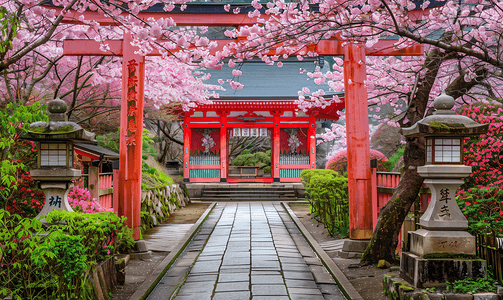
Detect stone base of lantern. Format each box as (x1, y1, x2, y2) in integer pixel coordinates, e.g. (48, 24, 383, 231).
(400, 252, 486, 288)
(409, 229, 476, 257)
(36, 182, 75, 220)
(400, 229, 483, 288)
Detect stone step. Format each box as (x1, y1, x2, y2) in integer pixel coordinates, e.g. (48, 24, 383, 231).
(193, 197, 303, 202)
(202, 189, 295, 193)
(202, 193, 297, 197)
(202, 188, 294, 192)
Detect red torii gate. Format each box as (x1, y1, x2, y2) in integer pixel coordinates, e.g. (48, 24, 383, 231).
(61, 8, 423, 240)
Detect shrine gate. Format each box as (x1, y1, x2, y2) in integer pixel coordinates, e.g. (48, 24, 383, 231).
(182, 97, 344, 183)
(58, 3, 423, 240)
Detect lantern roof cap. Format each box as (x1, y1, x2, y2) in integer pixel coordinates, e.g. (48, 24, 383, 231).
(22, 98, 96, 142)
(401, 92, 489, 137)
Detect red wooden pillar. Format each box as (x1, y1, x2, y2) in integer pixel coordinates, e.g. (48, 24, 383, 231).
(272, 113, 280, 182)
(371, 163, 378, 230)
(183, 119, 191, 182)
(112, 168, 119, 214)
(119, 33, 144, 240)
(220, 113, 228, 182)
(344, 44, 373, 240)
(308, 117, 316, 170)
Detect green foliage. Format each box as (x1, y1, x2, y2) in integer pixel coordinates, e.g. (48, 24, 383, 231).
(141, 162, 174, 189)
(140, 211, 154, 234)
(232, 150, 271, 173)
(38, 232, 87, 284)
(384, 147, 405, 171)
(0, 209, 134, 299)
(446, 272, 498, 294)
(0, 102, 47, 206)
(96, 128, 119, 153)
(0, 6, 19, 53)
(142, 130, 157, 160)
(301, 169, 349, 237)
(456, 186, 503, 235)
(45, 210, 131, 262)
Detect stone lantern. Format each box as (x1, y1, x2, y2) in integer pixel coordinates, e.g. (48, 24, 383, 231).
(23, 98, 96, 219)
(400, 92, 489, 288)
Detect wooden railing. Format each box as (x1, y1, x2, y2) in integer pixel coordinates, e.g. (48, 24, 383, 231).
(98, 173, 114, 210)
(477, 229, 503, 283)
(371, 169, 431, 251)
(87, 167, 118, 212)
(371, 171, 431, 228)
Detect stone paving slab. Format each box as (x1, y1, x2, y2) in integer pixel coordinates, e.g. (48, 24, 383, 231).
(147, 202, 345, 300)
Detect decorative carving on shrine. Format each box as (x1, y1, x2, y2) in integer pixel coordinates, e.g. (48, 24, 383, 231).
(201, 129, 216, 153)
(286, 128, 303, 154)
(236, 112, 266, 122)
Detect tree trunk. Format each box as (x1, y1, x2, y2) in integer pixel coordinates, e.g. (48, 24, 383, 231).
(361, 137, 425, 263)
(360, 48, 488, 264)
(361, 48, 445, 263)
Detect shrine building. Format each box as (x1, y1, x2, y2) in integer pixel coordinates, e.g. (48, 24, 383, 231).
(181, 58, 345, 183)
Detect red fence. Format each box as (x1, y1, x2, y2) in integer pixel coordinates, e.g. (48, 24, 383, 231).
(98, 173, 114, 210)
(86, 167, 118, 213)
(371, 170, 431, 250)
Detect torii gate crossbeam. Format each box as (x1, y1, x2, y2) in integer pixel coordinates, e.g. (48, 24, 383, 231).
(62, 9, 423, 240)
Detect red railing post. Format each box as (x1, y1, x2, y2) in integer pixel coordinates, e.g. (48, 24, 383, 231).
(371, 160, 378, 230)
(113, 169, 119, 214)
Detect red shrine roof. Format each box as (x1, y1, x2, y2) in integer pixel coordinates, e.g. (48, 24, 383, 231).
(179, 97, 345, 121)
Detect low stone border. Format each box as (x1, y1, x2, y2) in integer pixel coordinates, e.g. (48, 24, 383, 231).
(90, 255, 119, 300)
(129, 202, 216, 300)
(383, 274, 501, 300)
(282, 202, 364, 300)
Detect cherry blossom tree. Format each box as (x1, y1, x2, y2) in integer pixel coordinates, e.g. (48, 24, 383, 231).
(0, 0, 223, 115)
(3, 0, 503, 264)
(216, 0, 503, 263)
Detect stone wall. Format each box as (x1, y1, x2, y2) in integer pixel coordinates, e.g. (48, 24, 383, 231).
(141, 184, 190, 224)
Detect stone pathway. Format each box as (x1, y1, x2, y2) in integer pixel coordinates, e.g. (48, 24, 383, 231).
(147, 202, 345, 300)
(144, 224, 195, 252)
(319, 240, 350, 253)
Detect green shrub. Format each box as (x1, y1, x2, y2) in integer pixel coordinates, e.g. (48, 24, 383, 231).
(457, 186, 503, 235)
(0, 209, 134, 299)
(301, 169, 349, 237)
(0, 102, 47, 210)
(44, 210, 133, 263)
(232, 150, 271, 173)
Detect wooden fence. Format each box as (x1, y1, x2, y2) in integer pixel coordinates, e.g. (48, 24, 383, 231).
(476, 229, 503, 283)
(98, 173, 114, 210)
(87, 167, 119, 213)
(371, 169, 431, 250)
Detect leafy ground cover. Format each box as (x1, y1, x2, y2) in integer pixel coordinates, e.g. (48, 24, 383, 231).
(0, 209, 134, 299)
